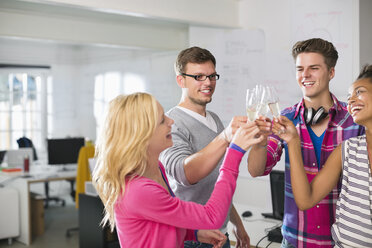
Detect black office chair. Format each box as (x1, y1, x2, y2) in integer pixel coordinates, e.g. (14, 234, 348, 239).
(17, 137, 38, 160)
(43, 182, 66, 208)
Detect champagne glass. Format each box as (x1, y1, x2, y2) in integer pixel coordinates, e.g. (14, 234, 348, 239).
(246, 88, 260, 121)
(258, 85, 269, 117)
(266, 86, 281, 118)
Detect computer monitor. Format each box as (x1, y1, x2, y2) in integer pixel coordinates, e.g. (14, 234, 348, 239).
(47, 138, 85, 166)
(262, 170, 285, 220)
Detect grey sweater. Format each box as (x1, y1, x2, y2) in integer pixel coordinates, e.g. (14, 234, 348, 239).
(159, 107, 231, 231)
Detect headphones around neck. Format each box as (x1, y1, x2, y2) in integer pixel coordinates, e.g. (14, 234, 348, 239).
(303, 107, 328, 125)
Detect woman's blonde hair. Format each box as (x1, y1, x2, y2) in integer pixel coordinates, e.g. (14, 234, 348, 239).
(92, 92, 159, 230)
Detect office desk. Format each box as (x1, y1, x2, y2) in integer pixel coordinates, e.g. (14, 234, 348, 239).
(227, 203, 282, 248)
(0, 166, 76, 245)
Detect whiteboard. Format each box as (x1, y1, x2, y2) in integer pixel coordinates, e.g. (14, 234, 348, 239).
(189, 27, 301, 128)
(190, 27, 267, 126)
(291, 0, 355, 101)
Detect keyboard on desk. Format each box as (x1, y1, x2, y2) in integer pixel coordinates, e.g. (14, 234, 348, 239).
(48, 163, 77, 172)
(29, 172, 59, 179)
(45, 173, 59, 178)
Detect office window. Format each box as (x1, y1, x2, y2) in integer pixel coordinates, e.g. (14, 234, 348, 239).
(0, 70, 48, 150)
(47, 76, 53, 139)
(94, 72, 145, 137)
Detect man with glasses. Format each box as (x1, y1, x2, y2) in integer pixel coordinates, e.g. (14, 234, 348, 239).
(160, 47, 249, 248)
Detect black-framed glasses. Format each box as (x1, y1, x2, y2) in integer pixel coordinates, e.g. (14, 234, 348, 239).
(181, 73, 220, 81)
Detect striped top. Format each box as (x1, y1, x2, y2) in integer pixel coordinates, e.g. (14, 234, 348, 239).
(332, 135, 372, 247)
(264, 94, 365, 247)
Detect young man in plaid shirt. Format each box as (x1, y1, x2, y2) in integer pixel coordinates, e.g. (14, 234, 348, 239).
(248, 38, 364, 248)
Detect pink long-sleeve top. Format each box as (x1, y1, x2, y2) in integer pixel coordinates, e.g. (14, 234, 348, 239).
(114, 147, 243, 248)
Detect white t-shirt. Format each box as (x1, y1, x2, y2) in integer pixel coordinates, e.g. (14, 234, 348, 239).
(176, 106, 217, 132)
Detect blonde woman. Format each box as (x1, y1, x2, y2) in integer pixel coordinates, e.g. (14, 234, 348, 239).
(93, 92, 263, 248)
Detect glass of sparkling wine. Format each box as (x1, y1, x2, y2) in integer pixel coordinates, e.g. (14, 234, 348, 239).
(266, 86, 281, 118)
(246, 88, 259, 121)
(257, 85, 269, 116)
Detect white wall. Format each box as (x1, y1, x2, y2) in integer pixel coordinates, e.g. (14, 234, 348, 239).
(0, 0, 189, 51)
(20, 0, 240, 28)
(360, 0, 372, 66)
(76, 48, 180, 141)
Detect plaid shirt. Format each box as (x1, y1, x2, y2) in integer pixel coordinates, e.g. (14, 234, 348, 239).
(264, 94, 364, 248)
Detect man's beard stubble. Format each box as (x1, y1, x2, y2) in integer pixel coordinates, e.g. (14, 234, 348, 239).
(188, 96, 212, 106)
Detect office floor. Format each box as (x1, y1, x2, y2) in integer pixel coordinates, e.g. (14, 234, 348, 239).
(0, 195, 79, 248)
